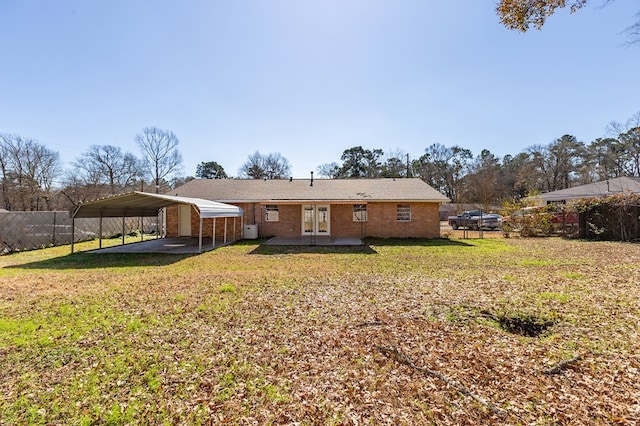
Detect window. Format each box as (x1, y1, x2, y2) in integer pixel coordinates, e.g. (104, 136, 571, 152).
(397, 204, 411, 222)
(265, 205, 279, 222)
(353, 204, 367, 222)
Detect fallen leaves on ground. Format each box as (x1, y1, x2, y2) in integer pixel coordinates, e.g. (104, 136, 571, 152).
(0, 237, 639, 424)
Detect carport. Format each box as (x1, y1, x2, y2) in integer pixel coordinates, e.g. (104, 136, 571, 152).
(70, 192, 244, 253)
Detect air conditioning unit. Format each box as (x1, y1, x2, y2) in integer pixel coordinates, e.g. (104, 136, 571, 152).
(243, 224, 258, 239)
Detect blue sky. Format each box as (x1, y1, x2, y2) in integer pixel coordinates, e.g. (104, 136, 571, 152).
(1, 1, 639, 180)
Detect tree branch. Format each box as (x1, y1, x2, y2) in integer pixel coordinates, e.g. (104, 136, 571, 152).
(543, 354, 582, 375)
(375, 345, 505, 416)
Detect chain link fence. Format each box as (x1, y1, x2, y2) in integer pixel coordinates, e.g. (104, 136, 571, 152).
(0, 211, 162, 254)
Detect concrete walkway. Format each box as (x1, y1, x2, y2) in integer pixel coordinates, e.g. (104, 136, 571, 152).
(264, 236, 363, 246)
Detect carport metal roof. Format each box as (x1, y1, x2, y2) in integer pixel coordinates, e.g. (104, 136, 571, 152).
(70, 192, 244, 254)
(71, 191, 243, 219)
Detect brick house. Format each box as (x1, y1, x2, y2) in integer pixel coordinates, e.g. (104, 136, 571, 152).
(167, 178, 449, 240)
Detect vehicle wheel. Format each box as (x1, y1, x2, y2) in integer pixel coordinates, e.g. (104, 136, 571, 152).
(451, 223, 458, 230)
(472, 224, 478, 231)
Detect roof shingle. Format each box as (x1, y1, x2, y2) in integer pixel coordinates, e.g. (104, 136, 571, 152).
(170, 178, 449, 203)
(540, 177, 640, 202)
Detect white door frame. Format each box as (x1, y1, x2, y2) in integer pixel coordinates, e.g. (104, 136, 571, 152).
(302, 204, 330, 236)
(178, 204, 192, 236)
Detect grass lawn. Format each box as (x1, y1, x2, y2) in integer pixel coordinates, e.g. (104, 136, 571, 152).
(1, 236, 639, 425)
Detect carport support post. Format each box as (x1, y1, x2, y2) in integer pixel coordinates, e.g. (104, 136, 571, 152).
(224, 217, 227, 244)
(121, 214, 126, 246)
(233, 217, 237, 242)
(71, 214, 75, 254)
(52, 212, 57, 246)
(198, 216, 203, 253)
(156, 209, 161, 239)
(212, 218, 216, 249)
(99, 210, 103, 249)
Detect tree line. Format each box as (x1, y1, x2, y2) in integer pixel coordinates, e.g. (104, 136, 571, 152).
(0, 127, 183, 211)
(1, 112, 639, 211)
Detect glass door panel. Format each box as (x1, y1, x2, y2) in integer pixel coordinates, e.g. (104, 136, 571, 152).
(303, 206, 315, 233)
(302, 205, 330, 235)
(317, 206, 329, 234)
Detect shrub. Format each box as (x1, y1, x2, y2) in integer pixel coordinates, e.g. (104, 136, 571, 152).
(572, 192, 640, 241)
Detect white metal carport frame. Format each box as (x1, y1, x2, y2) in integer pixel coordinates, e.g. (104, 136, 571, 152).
(70, 192, 244, 253)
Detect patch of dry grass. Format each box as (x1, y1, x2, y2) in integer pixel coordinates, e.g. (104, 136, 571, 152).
(1, 237, 639, 424)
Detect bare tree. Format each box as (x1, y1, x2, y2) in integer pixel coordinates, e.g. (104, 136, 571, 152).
(238, 151, 291, 179)
(0, 134, 62, 210)
(68, 145, 144, 198)
(135, 127, 183, 193)
(316, 162, 340, 179)
(0, 134, 15, 210)
(382, 148, 409, 178)
(608, 112, 640, 176)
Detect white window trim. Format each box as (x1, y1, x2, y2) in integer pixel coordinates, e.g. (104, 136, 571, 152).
(265, 205, 279, 222)
(353, 204, 368, 222)
(397, 204, 411, 222)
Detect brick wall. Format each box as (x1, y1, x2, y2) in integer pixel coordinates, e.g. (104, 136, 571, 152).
(330, 204, 368, 238)
(165, 205, 178, 236)
(257, 204, 301, 238)
(166, 201, 441, 240)
(165, 204, 242, 241)
(332, 202, 440, 239)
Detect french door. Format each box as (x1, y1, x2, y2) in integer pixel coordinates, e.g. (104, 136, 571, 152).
(302, 205, 330, 236)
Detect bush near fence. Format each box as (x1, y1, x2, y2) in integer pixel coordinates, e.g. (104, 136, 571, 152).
(500, 202, 579, 238)
(573, 192, 640, 242)
(0, 211, 162, 254)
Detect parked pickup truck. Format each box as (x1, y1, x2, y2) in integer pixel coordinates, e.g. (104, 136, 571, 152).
(448, 210, 501, 230)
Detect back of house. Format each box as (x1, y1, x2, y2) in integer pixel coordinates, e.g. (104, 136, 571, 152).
(167, 178, 449, 240)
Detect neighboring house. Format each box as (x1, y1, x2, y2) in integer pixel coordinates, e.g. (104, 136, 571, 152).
(168, 178, 449, 240)
(538, 177, 640, 204)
